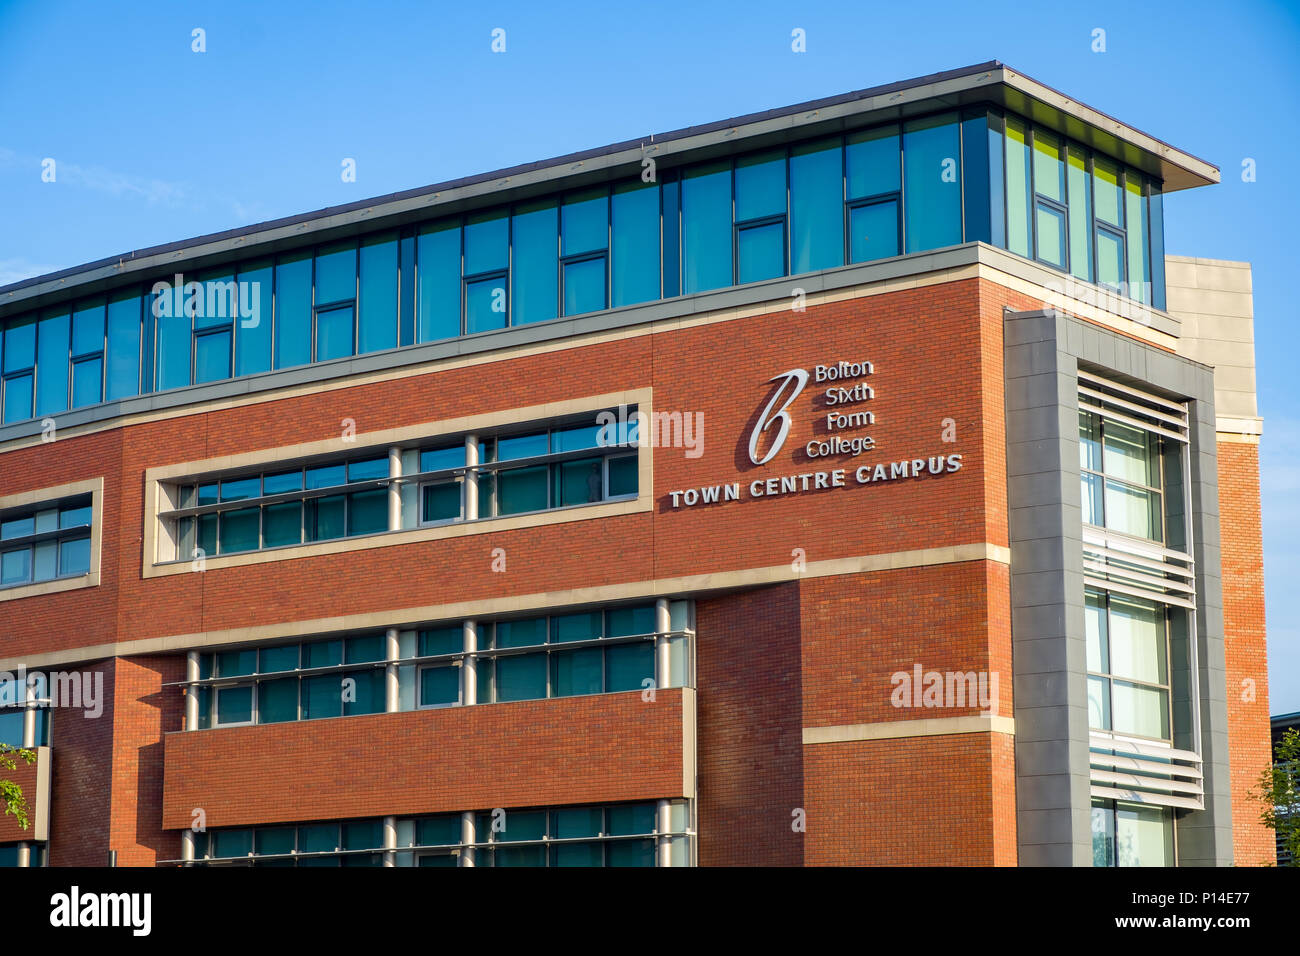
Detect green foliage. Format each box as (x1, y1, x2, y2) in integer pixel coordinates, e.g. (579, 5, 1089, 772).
(1254, 727, 1300, 866)
(0, 742, 38, 831)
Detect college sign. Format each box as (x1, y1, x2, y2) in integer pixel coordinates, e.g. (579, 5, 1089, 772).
(665, 358, 962, 510)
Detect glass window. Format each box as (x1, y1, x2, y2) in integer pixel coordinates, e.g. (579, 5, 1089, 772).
(306, 464, 346, 490)
(1067, 151, 1093, 282)
(194, 329, 231, 384)
(348, 457, 388, 482)
(1035, 204, 1066, 270)
(260, 644, 299, 672)
(495, 653, 546, 702)
(555, 457, 602, 506)
(611, 181, 659, 307)
(734, 151, 785, 222)
(496, 466, 548, 515)
(466, 277, 507, 334)
(263, 470, 303, 494)
(1096, 230, 1124, 293)
(35, 310, 70, 416)
(606, 642, 653, 692)
(512, 200, 558, 326)
(552, 611, 602, 643)
(235, 263, 273, 377)
(1004, 116, 1033, 258)
(1125, 175, 1149, 303)
(343, 668, 384, 716)
(846, 124, 900, 200)
(962, 110, 996, 245)
(315, 305, 354, 362)
(72, 301, 104, 358)
(1114, 803, 1174, 867)
(682, 162, 732, 294)
(737, 222, 784, 284)
(661, 177, 680, 298)
(1032, 131, 1064, 203)
(422, 482, 460, 523)
(302, 674, 343, 720)
(347, 489, 387, 536)
(358, 234, 398, 354)
(463, 210, 508, 276)
(790, 139, 843, 274)
(552, 646, 602, 696)
(156, 290, 191, 391)
(562, 190, 607, 256)
(1093, 157, 1123, 227)
(421, 444, 465, 473)
(1, 549, 31, 585)
(305, 495, 346, 542)
(221, 476, 260, 501)
(2, 374, 32, 424)
(420, 666, 458, 707)
(58, 537, 90, 576)
(417, 221, 461, 342)
(315, 242, 357, 306)
(498, 432, 548, 461)
(3, 316, 36, 374)
(259, 678, 298, 723)
(274, 252, 313, 370)
(607, 455, 637, 497)
(553, 423, 601, 452)
(71, 357, 103, 408)
(564, 257, 605, 316)
(216, 685, 253, 724)
(903, 114, 961, 253)
(849, 201, 899, 264)
(219, 508, 259, 554)
(1107, 595, 1166, 686)
(106, 292, 142, 401)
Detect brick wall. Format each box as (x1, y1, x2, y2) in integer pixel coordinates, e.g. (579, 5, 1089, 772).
(1217, 441, 1274, 865)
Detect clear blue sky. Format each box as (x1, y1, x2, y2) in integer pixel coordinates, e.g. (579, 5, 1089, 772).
(1, 0, 1296, 711)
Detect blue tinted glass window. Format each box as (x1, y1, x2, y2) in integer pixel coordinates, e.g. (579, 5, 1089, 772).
(359, 234, 398, 354)
(790, 138, 843, 273)
(961, 111, 995, 245)
(194, 330, 231, 384)
(71, 358, 102, 408)
(849, 201, 899, 263)
(1097, 229, 1124, 292)
(420, 445, 465, 473)
(305, 464, 346, 489)
(35, 311, 69, 416)
(661, 178, 680, 298)
(1033, 131, 1065, 203)
(219, 508, 259, 553)
(682, 162, 732, 293)
(417, 221, 461, 342)
(497, 432, 548, 461)
(511, 201, 558, 326)
(263, 502, 301, 547)
(105, 293, 141, 400)
(305, 495, 345, 541)
(274, 253, 312, 369)
(562, 190, 607, 256)
(903, 113, 961, 253)
(1036, 204, 1067, 270)
(496, 653, 546, 702)
(1093, 157, 1122, 227)
(315, 242, 356, 306)
(1148, 187, 1166, 310)
(155, 289, 191, 390)
(1, 548, 30, 586)
(846, 124, 900, 199)
(196, 274, 236, 330)
(611, 182, 660, 307)
(236, 263, 273, 376)
(466, 277, 506, 334)
(71, 301, 104, 357)
(220, 477, 259, 501)
(564, 257, 605, 316)
(348, 457, 388, 482)
(2, 375, 32, 424)
(1125, 175, 1149, 303)
(734, 151, 785, 221)
(464, 211, 508, 275)
(315, 305, 353, 361)
(737, 222, 784, 283)
(263, 470, 303, 494)
(3, 316, 35, 373)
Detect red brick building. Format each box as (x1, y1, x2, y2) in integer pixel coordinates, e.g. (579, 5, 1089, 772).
(0, 62, 1272, 866)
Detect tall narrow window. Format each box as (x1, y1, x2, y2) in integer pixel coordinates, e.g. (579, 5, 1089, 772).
(611, 181, 659, 308)
(1031, 131, 1066, 270)
(561, 189, 608, 316)
(70, 299, 105, 408)
(417, 220, 461, 342)
(790, 138, 843, 274)
(734, 150, 786, 284)
(902, 113, 961, 253)
(846, 124, 901, 264)
(358, 233, 398, 354)
(274, 252, 312, 370)
(1004, 116, 1033, 258)
(235, 261, 273, 377)
(464, 211, 508, 333)
(1066, 149, 1093, 282)
(105, 290, 142, 401)
(194, 272, 236, 384)
(681, 162, 731, 294)
(3, 316, 37, 424)
(35, 309, 70, 416)
(314, 242, 357, 361)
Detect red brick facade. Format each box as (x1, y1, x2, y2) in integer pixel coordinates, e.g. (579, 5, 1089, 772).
(0, 275, 1270, 865)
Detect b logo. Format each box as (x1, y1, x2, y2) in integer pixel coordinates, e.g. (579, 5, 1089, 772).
(748, 369, 809, 465)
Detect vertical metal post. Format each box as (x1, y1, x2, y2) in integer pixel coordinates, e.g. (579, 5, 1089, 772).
(464, 435, 479, 521)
